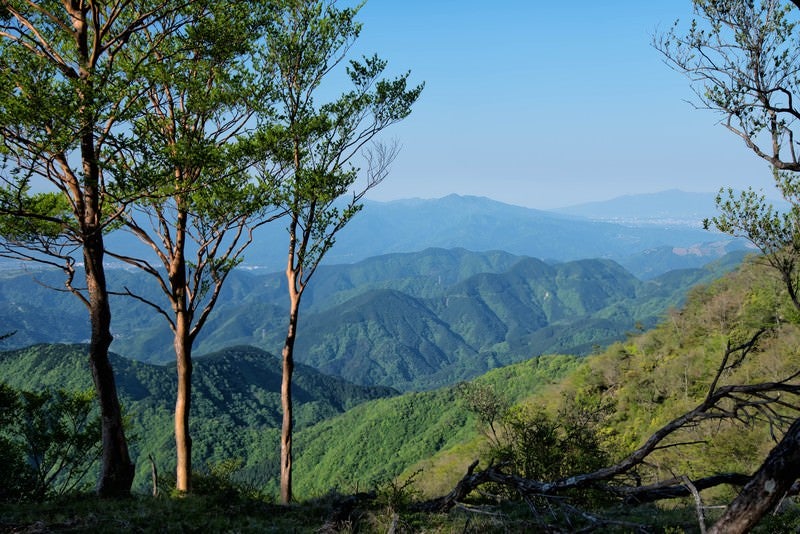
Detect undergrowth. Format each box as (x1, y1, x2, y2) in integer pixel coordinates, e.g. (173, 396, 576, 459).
(1, 488, 799, 533)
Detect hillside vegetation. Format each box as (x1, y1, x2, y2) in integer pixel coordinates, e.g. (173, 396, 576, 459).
(0, 345, 397, 492)
(406, 256, 800, 509)
(0, 248, 745, 391)
(2, 257, 798, 521)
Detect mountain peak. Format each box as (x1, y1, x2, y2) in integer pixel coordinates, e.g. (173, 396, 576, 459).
(551, 189, 717, 227)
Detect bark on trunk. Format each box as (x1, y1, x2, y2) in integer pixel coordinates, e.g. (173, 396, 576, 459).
(171, 218, 193, 494)
(709, 417, 800, 534)
(174, 317, 193, 493)
(84, 233, 135, 497)
(280, 296, 299, 504)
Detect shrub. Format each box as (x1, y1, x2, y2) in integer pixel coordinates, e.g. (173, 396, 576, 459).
(0, 383, 101, 501)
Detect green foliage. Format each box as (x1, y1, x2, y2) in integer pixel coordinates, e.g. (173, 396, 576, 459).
(0, 344, 397, 495)
(458, 382, 608, 487)
(255, 0, 423, 275)
(0, 383, 101, 501)
(457, 381, 509, 446)
(374, 469, 423, 514)
(0, 191, 72, 243)
(707, 176, 800, 316)
(156, 457, 270, 504)
(659, 0, 800, 319)
(0, 0, 193, 248)
(0, 383, 35, 501)
(556, 257, 800, 492)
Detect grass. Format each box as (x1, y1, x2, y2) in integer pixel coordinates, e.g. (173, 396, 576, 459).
(2, 487, 799, 533)
(0, 493, 710, 533)
(0, 494, 315, 533)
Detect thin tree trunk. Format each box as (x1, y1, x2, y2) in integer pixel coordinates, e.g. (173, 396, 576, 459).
(84, 233, 135, 497)
(70, 3, 133, 496)
(709, 417, 800, 534)
(280, 293, 300, 504)
(171, 217, 193, 494)
(174, 317, 193, 494)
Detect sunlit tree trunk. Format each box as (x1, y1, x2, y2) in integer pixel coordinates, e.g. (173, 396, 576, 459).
(174, 311, 193, 493)
(171, 206, 193, 494)
(280, 271, 300, 504)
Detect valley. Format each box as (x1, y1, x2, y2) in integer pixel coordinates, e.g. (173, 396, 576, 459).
(0, 193, 748, 390)
(2, 192, 798, 530)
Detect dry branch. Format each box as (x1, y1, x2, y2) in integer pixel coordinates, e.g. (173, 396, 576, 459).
(709, 417, 800, 534)
(417, 377, 800, 514)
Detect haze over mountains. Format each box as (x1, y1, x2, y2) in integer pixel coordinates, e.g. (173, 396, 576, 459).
(0, 190, 751, 390)
(552, 189, 716, 226)
(99, 190, 748, 279)
(0, 189, 765, 499)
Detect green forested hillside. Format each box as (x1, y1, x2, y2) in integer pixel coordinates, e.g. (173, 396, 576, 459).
(0, 344, 397, 491)
(0, 256, 796, 507)
(409, 256, 800, 503)
(0, 342, 580, 498)
(286, 252, 743, 389)
(0, 248, 745, 391)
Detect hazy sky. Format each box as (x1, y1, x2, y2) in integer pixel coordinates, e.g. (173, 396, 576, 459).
(344, 1, 779, 209)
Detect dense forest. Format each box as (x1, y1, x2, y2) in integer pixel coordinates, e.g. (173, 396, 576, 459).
(2, 251, 800, 531)
(0, 247, 745, 386)
(3, 0, 800, 532)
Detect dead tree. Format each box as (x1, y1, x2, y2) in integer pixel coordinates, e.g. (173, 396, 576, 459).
(418, 328, 800, 531)
(709, 417, 800, 534)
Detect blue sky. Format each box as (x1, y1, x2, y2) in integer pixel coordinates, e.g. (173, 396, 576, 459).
(346, 1, 778, 209)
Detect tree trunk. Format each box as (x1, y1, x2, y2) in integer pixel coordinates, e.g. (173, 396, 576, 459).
(709, 417, 800, 534)
(84, 233, 135, 497)
(174, 312, 193, 493)
(280, 294, 300, 504)
(170, 207, 193, 494)
(70, 5, 133, 496)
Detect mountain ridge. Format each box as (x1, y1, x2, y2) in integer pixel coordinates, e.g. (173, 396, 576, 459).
(99, 192, 743, 276)
(0, 248, 746, 390)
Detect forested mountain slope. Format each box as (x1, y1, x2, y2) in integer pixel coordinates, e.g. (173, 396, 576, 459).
(0, 248, 745, 390)
(0, 344, 397, 489)
(401, 256, 800, 500)
(0, 342, 578, 497)
(0, 257, 795, 504)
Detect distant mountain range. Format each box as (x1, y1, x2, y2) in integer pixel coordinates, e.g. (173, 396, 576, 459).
(100, 191, 750, 279)
(0, 247, 746, 390)
(552, 189, 715, 226)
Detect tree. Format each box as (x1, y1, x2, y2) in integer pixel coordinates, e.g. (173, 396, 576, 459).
(657, 0, 800, 172)
(656, 1, 800, 529)
(0, 0, 189, 497)
(0, 384, 105, 502)
(420, 326, 799, 530)
(102, 2, 277, 493)
(15, 388, 102, 500)
(655, 0, 800, 297)
(255, 0, 423, 503)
